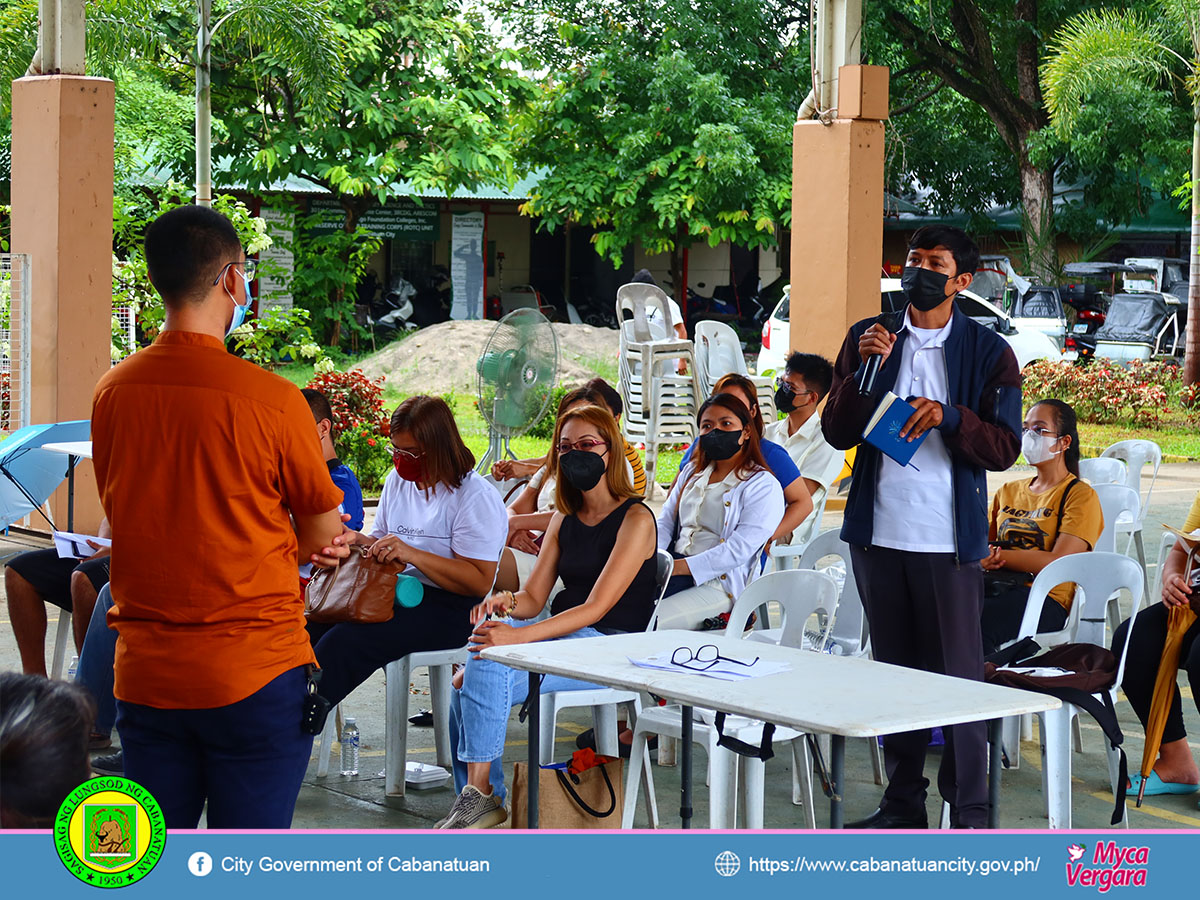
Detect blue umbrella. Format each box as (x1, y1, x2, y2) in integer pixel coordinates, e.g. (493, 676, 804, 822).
(0, 420, 91, 530)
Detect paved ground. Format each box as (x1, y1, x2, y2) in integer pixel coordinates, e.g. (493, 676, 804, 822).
(2, 464, 1198, 830)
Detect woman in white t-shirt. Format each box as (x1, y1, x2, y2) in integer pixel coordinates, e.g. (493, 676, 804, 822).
(655, 392, 785, 630)
(308, 396, 507, 706)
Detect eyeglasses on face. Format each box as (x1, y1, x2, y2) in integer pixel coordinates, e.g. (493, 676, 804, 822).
(1022, 426, 1060, 439)
(557, 438, 608, 454)
(388, 445, 424, 460)
(212, 259, 258, 286)
(670, 644, 760, 672)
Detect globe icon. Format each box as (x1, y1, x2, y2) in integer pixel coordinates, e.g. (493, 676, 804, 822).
(714, 850, 741, 877)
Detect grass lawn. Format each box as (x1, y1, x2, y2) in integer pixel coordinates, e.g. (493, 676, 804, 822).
(1078, 417, 1200, 462)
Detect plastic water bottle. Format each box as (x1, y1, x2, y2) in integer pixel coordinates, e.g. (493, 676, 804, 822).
(67, 656, 79, 680)
(339, 718, 360, 776)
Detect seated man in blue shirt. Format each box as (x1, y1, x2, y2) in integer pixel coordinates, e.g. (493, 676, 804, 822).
(87, 387, 365, 775)
(301, 388, 365, 533)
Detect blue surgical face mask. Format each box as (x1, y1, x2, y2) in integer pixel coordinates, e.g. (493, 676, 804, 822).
(224, 269, 253, 338)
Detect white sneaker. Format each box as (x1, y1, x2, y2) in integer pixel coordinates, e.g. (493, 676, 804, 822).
(435, 785, 507, 829)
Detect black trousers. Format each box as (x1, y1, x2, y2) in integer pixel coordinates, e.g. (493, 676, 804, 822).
(307, 586, 475, 706)
(1112, 603, 1200, 745)
(850, 545, 988, 827)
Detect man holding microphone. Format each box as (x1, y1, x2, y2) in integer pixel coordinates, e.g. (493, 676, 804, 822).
(821, 226, 1022, 829)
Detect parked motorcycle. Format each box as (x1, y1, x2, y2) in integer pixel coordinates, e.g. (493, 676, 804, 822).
(367, 274, 416, 340)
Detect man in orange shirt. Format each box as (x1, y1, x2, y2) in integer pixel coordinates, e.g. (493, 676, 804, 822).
(91, 205, 349, 829)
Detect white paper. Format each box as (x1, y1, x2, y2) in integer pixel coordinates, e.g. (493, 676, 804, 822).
(999, 666, 1074, 678)
(627, 650, 791, 682)
(52, 531, 111, 560)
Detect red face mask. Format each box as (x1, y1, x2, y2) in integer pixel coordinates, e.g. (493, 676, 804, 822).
(393, 455, 422, 482)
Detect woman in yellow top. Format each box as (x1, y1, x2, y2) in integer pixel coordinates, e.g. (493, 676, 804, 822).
(1111, 492, 1200, 797)
(980, 399, 1103, 654)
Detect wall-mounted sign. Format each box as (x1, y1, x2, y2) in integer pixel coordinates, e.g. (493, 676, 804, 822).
(306, 197, 441, 241)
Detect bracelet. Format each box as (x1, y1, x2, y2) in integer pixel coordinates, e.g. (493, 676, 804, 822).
(506, 591, 518, 615)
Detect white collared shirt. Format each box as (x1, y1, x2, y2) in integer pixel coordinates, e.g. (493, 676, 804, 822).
(763, 412, 845, 546)
(872, 310, 956, 553)
(675, 464, 742, 556)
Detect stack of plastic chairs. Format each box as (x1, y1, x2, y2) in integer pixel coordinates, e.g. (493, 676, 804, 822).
(616, 284, 702, 497)
(692, 320, 776, 420)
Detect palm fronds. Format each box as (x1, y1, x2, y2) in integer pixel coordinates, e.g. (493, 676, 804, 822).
(1042, 9, 1182, 135)
(211, 0, 346, 120)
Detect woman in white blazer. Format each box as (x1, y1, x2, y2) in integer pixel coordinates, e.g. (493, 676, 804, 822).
(656, 392, 785, 630)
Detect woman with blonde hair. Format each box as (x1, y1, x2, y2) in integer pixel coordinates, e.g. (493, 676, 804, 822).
(439, 404, 658, 828)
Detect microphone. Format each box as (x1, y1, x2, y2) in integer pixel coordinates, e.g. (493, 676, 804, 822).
(857, 310, 902, 397)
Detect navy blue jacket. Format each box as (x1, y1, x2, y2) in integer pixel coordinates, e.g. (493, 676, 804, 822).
(821, 305, 1022, 562)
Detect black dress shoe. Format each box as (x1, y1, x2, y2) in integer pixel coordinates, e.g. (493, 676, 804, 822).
(408, 709, 434, 727)
(844, 806, 928, 829)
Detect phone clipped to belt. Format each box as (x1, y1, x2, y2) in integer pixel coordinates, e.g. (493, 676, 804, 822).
(300, 664, 332, 735)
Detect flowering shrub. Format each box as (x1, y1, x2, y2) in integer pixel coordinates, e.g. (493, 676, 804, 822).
(1021, 359, 1175, 426)
(306, 368, 391, 492)
(1180, 383, 1200, 410)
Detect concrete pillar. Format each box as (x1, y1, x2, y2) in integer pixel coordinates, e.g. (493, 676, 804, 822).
(11, 75, 114, 532)
(788, 118, 885, 365)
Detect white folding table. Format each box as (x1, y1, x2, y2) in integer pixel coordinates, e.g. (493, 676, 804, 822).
(40, 441, 93, 532)
(483, 630, 1061, 829)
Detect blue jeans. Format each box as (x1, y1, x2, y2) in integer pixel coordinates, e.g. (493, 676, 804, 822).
(77, 584, 118, 735)
(450, 619, 608, 804)
(115, 666, 314, 829)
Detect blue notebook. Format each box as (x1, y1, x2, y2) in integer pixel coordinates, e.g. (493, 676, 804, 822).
(862, 391, 927, 468)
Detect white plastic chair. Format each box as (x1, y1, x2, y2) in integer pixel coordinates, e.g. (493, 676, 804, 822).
(622, 569, 840, 829)
(766, 491, 833, 574)
(775, 529, 882, 785)
(1078, 457, 1127, 486)
(998, 553, 1144, 827)
(693, 321, 775, 419)
(537, 549, 673, 763)
(50, 607, 74, 680)
(1099, 439, 1162, 572)
(616, 284, 700, 497)
(1093, 482, 1146, 607)
(1093, 483, 1141, 556)
(315, 645, 466, 797)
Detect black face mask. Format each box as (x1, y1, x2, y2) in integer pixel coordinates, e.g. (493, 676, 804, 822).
(700, 428, 744, 461)
(901, 266, 952, 312)
(558, 449, 607, 491)
(774, 385, 796, 414)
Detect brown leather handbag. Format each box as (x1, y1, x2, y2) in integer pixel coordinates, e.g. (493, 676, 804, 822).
(305, 545, 398, 624)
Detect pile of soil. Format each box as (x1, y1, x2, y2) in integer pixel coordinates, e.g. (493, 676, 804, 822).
(356, 319, 620, 395)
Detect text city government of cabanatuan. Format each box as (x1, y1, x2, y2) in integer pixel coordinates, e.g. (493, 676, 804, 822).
(221, 855, 491, 875)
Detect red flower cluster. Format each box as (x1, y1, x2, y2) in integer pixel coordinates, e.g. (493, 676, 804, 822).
(1021, 359, 1176, 426)
(305, 369, 389, 441)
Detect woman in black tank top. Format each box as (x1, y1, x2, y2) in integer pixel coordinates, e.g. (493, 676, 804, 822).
(439, 405, 657, 829)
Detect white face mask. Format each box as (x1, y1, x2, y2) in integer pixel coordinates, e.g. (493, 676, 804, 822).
(1022, 430, 1062, 465)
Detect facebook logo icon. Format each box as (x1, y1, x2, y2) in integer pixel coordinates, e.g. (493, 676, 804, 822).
(188, 852, 213, 877)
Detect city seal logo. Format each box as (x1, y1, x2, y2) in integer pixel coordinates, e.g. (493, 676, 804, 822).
(55, 778, 165, 888)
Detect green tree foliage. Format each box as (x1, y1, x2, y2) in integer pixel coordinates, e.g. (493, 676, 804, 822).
(868, 0, 1188, 278)
(499, 0, 806, 291)
(1042, 2, 1200, 382)
(215, 0, 534, 343)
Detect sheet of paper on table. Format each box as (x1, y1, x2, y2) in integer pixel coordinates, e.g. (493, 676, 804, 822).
(627, 651, 791, 682)
(999, 665, 1074, 678)
(53, 532, 112, 560)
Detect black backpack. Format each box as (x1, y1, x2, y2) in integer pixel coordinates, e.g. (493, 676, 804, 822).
(985, 639, 1127, 825)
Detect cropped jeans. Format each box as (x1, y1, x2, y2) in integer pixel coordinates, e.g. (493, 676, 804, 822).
(450, 618, 608, 804)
